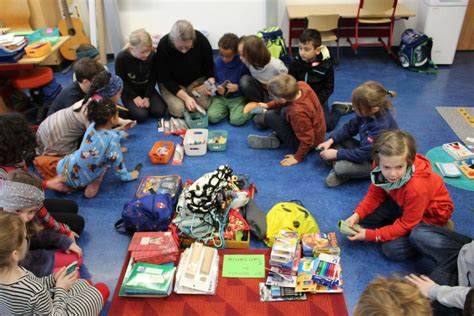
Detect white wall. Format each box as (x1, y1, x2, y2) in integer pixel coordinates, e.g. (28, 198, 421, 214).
(117, 0, 267, 48)
(116, 0, 420, 49)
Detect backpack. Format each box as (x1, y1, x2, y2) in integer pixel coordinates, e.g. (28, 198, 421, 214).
(265, 200, 320, 247)
(398, 29, 438, 74)
(257, 26, 291, 65)
(115, 193, 175, 233)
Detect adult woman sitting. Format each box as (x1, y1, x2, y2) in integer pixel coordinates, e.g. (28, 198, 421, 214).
(155, 20, 215, 117)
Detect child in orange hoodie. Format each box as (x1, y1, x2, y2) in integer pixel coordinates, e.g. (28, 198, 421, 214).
(344, 130, 454, 261)
(244, 74, 326, 167)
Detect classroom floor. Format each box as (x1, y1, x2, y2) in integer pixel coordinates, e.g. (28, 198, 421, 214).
(46, 48, 474, 315)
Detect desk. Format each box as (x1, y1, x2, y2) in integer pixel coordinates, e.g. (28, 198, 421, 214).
(0, 36, 70, 70)
(287, 3, 416, 53)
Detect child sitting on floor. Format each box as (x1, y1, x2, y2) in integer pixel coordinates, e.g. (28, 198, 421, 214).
(207, 33, 251, 126)
(48, 57, 103, 116)
(115, 28, 166, 123)
(317, 80, 398, 187)
(56, 98, 140, 198)
(244, 74, 325, 167)
(238, 35, 288, 129)
(0, 171, 83, 277)
(35, 71, 135, 180)
(0, 212, 108, 315)
(355, 276, 432, 316)
(344, 130, 454, 262)
(288, 28, 352, 132)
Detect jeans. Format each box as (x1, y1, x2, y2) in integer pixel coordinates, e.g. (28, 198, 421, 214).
(333, 139, 372, 180)
(410, 223, 472, 286)
(264, 108, 299, 151)
(360, 197, 420, 261)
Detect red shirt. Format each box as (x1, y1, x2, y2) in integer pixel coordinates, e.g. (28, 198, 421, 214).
(267, 82, 326, 161)
(355, 154, 454, 242)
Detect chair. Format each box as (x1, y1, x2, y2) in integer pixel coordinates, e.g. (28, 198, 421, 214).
(10, 66, 54, 125)
(347, 0, 398, 54)
(307, 14, 340, 68)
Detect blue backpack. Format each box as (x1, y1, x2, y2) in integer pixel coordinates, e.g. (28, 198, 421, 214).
(398, 29, 438, 74)
(115, 193, 175, 233)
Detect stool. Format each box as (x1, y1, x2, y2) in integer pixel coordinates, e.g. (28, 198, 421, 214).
(10, 67, 54, 124)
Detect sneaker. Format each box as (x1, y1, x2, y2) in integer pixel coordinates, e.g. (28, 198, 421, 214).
(332, 102, 354, 115)
(247, 134, 280, 149)
(325, 169, 349, 187)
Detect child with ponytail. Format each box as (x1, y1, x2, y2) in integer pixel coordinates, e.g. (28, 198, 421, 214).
(35, 71, 135, 179)
(0, 212, 108, 315)
(56, 98, 140, 198)
(317, 81, 399, 187)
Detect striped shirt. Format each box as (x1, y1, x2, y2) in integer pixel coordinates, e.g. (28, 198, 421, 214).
(36, 100, 89, 157)
(0, 268, 103, 315)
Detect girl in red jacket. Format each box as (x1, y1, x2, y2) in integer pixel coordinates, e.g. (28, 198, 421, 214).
(344, 130, 454, 261)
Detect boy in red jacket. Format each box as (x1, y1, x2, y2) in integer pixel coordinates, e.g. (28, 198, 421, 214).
(244, 74, 326, 166)
(344, 130, 454, 261)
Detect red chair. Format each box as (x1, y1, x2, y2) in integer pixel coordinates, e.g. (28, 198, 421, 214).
(347, 0, 398, 54)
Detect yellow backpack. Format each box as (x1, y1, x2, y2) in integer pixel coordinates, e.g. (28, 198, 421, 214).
(264, 201, 320, 247)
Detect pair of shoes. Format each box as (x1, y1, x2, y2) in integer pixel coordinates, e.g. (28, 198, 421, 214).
(445, 219, 455, 231)
(252, 113, 268, 130)
(325, 169, 348, 187)
(338, 220, 362, 236)
(332, 102, 354, 115)
(247, 134, 280, 149)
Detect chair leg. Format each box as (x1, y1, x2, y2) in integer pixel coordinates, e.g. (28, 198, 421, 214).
(335, 39, 340, 70)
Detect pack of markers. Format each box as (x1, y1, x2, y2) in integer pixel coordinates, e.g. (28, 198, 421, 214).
(312, 253, 341, 288)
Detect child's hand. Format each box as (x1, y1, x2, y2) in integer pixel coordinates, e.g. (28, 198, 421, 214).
(243, 102, 266, 114)
(320, 148, 337, 160)
(226, 83, 238, 93)
(347, 227, 366, 241)
(405, 274, 436, 298)
(195, 83, 212, 96)
(345, 213, 360, 227)
(217, 85, 225, 95)
(143, 97, 150, 108)
(66, 243, 83, 258)
(121, 147, 128, 153)
(318, 139, 334, 151)
(131, 170, 140, 180)
(280, 154, 298, 167)
(133, 96, 145, 108)
(55, 267, 78, 291)
(118, 119, 137, 131)
(68, 231, 79, 243)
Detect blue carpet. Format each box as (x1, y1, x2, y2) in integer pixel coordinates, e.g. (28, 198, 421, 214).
(45, 48, 474, 315)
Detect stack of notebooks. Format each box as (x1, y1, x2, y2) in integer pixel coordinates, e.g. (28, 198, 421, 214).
(0, 34, 27, 63)
(120, 261, 176, 297)
(128, 231, 180, 265)
(174, 242, 219, 294)
(262, 230, 305, 302)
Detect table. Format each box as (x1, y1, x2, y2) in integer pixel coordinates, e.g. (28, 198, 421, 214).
(0, 36, 70, 113)
(287, 3, 416, 54)
(0, 36, 70, 70)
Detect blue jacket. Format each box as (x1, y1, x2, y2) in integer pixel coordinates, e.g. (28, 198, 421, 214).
(331, 109, 398, 162)
(214, 55, 249, 98)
